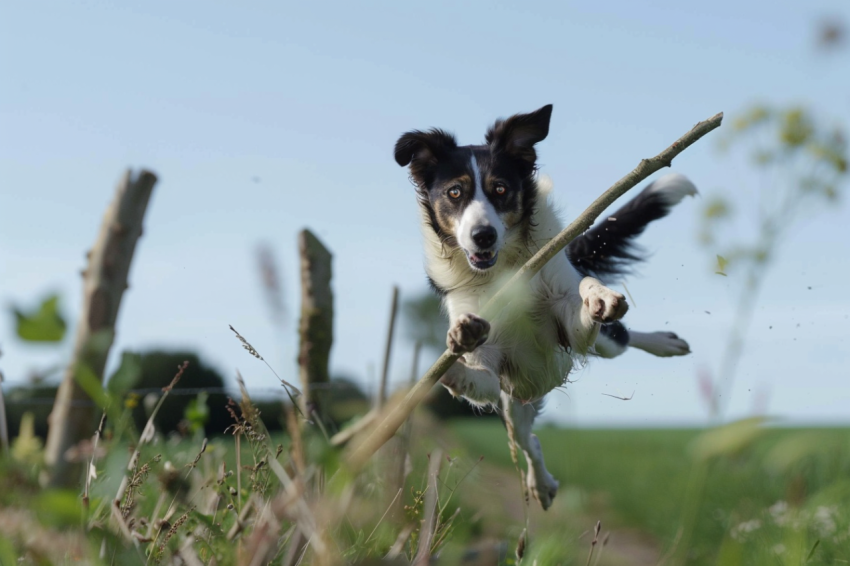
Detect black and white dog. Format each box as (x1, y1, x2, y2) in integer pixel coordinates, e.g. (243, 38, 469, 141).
(394, 105, 694, 509)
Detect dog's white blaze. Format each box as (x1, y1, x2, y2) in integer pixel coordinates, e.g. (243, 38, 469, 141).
(456, 154, 505, 253)
(470, 151, 483, 193)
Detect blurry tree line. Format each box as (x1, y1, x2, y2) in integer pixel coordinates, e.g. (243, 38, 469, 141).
(1, 282, 483, 445)
(4, 293, 372, 441)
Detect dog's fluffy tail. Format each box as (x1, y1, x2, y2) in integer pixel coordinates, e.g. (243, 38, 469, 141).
(567, 173, 697, 279)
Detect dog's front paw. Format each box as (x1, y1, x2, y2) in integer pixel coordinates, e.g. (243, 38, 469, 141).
(447, 313, 490, 354)
(584, 285, 628, 324)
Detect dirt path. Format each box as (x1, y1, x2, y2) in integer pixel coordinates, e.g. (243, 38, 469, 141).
(461, 462, 660, 565)
(425, 418, 661, 565)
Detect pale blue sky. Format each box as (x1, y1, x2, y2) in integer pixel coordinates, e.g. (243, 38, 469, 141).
(1, 1, 848, 425)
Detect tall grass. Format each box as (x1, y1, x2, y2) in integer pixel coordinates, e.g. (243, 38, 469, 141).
(0, 365, 489, 565)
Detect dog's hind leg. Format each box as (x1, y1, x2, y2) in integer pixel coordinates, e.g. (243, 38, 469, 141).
(440, 360, 502, 406)
(628, 330, 690, 357)
(594, 321, 690, 358)
(501, 391, 559, 510)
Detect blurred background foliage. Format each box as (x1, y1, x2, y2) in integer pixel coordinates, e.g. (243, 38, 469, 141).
(694, 103, 849, 423)
(13, 295, 67, 343)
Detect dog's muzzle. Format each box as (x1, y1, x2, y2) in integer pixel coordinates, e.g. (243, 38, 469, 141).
(466, 250, 498, 270)
(464, 225, 499, 270)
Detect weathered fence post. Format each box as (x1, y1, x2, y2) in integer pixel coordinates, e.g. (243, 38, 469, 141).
(297, 229, 333, 422)
(44, 169, 157, 487)
(375, 286, 399, 409)
(0, 360, 9, 455)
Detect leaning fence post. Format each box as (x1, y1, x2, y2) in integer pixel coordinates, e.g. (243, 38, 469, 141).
(297, 229, 334, 422)
(375, 286, 399, 409)
(44, 169, 157, 487)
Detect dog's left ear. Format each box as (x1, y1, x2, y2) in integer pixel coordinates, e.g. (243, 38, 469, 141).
(486, 104, 553, 165)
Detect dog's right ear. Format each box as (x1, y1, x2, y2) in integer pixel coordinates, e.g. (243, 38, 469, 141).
(394, 129, 457, 168)
(486, 104, 553, 167)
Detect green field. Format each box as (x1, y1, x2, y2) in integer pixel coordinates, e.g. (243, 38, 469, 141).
(450, 421, 850, 565)
(2, 413, 849, 565)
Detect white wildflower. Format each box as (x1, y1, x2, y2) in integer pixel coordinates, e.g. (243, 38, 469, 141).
(813, 505, 837, 536)
(769, 501, 789, 526)
(730, 519, 762, 540)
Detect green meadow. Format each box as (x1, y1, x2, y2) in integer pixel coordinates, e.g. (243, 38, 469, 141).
(450, 421, 850, 565)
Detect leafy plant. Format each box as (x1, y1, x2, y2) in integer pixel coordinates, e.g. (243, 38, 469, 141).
(13, 295, 67, 343)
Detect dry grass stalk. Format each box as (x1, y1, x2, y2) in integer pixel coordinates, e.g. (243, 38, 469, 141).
(292, 538, 311, 566)
(413, 449, 443, 566)
(516, 527, 527, 562)
(186, 437, 208, 473)
(591, 532, 610, 566)
(229, 324, 302, 412)
(346, 111, 724, 471)
(145, 490, 169, 542)
(385, 523, 416, 560)
(110, 499, 136, 544)
(83, 411, 107, 507)
(121, 454, 161, 519)
(287, 406, 306, 477)
(432, 507, 461, 551)
(227, 494, 258, 541)
(585, 520, 602, 566)
(282, 529, 308, 566)
(272, 525, 300, 566)
(115, 361, 188, 508)
(365, 488, 404, 546)
(228, 421, 330, 564)
(155, 505, 195, 563)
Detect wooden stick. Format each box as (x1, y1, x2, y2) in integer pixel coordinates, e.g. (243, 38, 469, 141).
(346, 112, 723, 470)
(44, 169, 157, 487)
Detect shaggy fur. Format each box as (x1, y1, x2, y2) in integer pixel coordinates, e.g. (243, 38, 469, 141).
(395, 104, 694, 509)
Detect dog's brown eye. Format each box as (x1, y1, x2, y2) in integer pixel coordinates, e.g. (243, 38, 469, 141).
(448, 186, 462, 199)
(495, 184, 507, 195)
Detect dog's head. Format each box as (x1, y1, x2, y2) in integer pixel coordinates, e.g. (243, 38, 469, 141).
(394, 105, 552, 272)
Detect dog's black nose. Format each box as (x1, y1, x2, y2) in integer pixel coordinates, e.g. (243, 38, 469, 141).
(472, 226, 497, 249)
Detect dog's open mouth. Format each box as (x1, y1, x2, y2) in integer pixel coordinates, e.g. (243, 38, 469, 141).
(466, 250, 498, 270)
